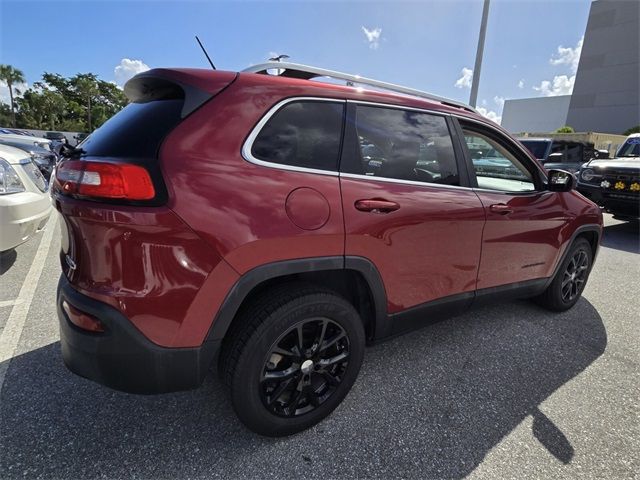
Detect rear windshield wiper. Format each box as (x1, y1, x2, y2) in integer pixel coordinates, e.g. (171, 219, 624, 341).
(59, 144, 86, 158)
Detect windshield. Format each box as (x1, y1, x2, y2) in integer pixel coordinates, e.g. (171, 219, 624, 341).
(519, 140, 551, 159)
(617, 138, 640, 157)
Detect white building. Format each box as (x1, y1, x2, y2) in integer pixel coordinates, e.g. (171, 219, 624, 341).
(501, 96, 571, 133)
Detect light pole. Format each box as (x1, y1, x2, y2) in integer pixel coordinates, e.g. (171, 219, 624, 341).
(469, 0, 491, 108)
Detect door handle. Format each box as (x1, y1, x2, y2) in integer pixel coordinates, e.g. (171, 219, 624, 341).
(354, 199, 400, 213)
(489, 203, 513, 215)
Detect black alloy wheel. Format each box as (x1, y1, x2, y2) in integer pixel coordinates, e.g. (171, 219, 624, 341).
(221, 284, 365, 436)
(260, 318, 350, 417)
(535, 237, 593, 311)
(561, 249, 589, 302)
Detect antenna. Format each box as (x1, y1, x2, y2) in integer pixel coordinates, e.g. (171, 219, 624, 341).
(195, 35, 216, 70)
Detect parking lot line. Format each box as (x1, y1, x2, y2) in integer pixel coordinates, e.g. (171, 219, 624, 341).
(0, 214, 58, 392)
(0, 300, 24, 308)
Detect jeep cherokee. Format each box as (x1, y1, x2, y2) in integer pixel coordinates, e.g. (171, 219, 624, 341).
(53, 62, 603, 436)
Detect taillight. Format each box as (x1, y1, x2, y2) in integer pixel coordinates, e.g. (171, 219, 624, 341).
(55, 160, 155, 200)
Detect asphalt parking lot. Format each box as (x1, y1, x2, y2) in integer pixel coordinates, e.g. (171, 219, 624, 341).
(0, 214, 638, 479)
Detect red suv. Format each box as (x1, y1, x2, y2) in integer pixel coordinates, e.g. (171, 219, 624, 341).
(53, 63, 602, 436)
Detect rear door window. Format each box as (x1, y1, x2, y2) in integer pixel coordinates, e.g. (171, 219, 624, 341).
(342, 105, 460, 186)
(250, 101, 345, 172)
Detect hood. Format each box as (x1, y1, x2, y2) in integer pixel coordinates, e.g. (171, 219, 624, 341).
(585, 157, 640, 170)
(0, 143, 34, 164)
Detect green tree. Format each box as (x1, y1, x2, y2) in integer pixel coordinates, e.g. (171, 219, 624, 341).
(555, 126, 575, 133)
(14, 71, 128, 131)
(74, 74, 99, 131)
(0, 64, 26, 127)
(623, 125, 640, 136)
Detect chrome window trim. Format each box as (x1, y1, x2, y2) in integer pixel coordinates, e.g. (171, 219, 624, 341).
(340, 172, 472, 191)
(241, 96, 345, 177)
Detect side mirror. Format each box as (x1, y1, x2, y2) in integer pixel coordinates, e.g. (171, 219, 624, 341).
(547, 169, 575, 192)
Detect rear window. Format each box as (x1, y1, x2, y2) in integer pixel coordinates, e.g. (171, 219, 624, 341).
(79, 99, 184, 158)
(250, 101, 345, 171)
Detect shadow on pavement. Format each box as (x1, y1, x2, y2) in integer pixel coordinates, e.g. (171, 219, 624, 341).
(601, 220, 639, 254)
(0, 249, 17, 275)
(0, 298, 606, 479)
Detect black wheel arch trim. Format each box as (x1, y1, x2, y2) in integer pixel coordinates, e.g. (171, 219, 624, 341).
(205, 256, 389, 343)
(545, 223, 601, 289)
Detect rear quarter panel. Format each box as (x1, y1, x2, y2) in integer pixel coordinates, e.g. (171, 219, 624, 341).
(160, 76, 345, 274)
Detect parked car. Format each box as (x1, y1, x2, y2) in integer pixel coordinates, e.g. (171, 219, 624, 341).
(518, 138, 601, 173)
(577, 133, 640, 221)
(0, 139, 57, 180)
(0, 144, 52, 251)
(52, 63, 603, 436)
(0, 132, 52, 152)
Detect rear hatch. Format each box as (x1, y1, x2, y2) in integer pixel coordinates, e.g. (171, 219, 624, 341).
(52, 69, 237, 346)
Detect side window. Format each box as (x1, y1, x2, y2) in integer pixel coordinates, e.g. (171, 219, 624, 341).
(463, 129, 536, 192)
(345, 105, 460, 186)
(251, 101, 344, 171)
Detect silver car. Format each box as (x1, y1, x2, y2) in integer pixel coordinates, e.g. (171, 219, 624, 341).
(0, 144, 52, 251)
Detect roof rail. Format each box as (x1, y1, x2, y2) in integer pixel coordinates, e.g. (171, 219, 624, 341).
(242, 62, 476, 113)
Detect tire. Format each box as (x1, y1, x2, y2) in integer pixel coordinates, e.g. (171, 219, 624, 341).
(220, 284, 365, 436)
(535, 238, 593, 311)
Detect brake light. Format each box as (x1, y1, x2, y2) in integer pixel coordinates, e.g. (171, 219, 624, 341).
(55, 160, 155, 200)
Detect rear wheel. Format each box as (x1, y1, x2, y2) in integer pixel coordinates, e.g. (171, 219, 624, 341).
(221, 285, 365, 436)
(535, 238, 593, 311)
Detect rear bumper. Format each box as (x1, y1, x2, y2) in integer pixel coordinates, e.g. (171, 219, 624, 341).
(0, 192, 51, 251)
(57, 275, 220, 394)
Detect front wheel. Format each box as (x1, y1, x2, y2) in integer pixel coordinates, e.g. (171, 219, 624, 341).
(221, 285, 365, 436)
(535, 238, 593, 311)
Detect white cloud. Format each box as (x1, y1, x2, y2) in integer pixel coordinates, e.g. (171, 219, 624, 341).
(114, 58, 150, 86)
(0, 80, 28, 105)
(533, 74, 575, 96)
(454, 67, 473, 89)
(550, 36, 583, 73)
(477, 106, 501, 124)
(493, 96, 505, 108)
(361, 26, 382, 50)
(481, 99, 487, 106)
(518, 79, 525, 89)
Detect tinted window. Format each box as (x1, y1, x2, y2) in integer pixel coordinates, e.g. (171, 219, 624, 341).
(80, 99, 184, 158)
(251, 101, 344, 171)
(345, 106, 459, 185)
(463, 129, 535, 192)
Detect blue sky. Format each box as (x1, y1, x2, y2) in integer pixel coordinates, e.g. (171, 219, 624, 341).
(1, 0, 591, 123)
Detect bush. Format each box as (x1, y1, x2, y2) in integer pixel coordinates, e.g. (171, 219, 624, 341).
(623, 125, 640, 136)
(555, 126, 575, 133)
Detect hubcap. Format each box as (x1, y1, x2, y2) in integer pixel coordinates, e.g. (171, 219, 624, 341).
(561, 249, 589, 302)
(260, 318, 350, 417)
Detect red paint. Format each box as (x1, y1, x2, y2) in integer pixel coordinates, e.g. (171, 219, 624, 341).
(341, 179, 486, 311)
(53, 67, 603, 349)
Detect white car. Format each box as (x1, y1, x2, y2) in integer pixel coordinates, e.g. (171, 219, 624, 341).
(0, 144, 52, 251)
(0, 132, 52, 153)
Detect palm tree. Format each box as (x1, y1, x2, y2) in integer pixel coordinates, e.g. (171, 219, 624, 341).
(0, 64, 26, 127)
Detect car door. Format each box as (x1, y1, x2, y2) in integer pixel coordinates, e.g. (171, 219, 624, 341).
(456, 119, 570, 290)
(339, 103, 486, 326)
